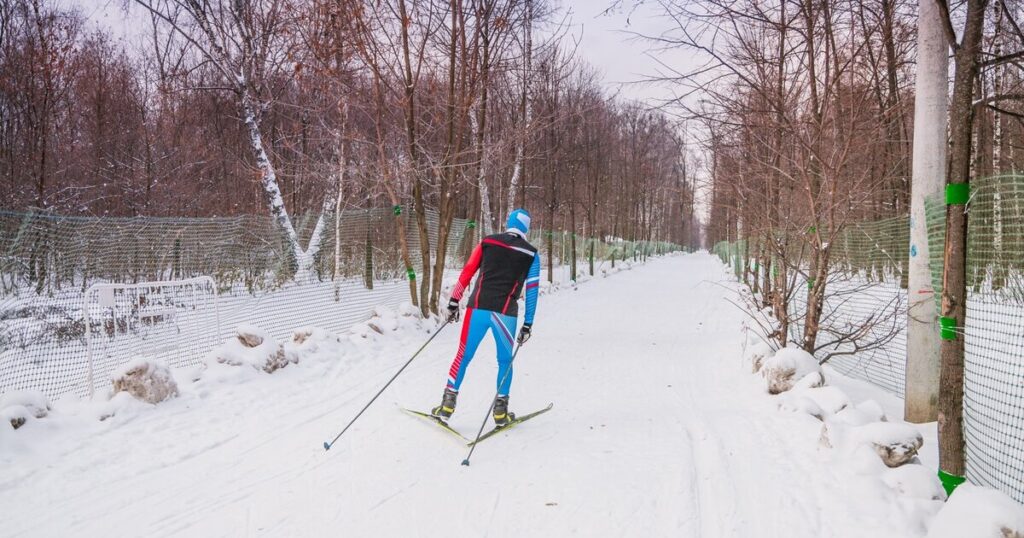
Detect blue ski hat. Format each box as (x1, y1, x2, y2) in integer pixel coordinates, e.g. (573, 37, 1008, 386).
(506, 209, 531, 236)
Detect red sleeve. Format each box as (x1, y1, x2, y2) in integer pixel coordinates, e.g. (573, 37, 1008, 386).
(451, 243, 483, 301)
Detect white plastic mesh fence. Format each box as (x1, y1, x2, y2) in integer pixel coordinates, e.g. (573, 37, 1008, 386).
(1, 208, 683, 401)
(84, 277, 220, 398)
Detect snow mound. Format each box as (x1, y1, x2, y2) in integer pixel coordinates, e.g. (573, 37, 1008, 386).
(855, 422, 924, 468)
(1, 389, 51, 419)
(927, 484, 1024, 538)
(284, 327, 342, 363)
(777, 394, 825, 420)
(761, 348, 824, 394)
(112, 359, 179, 404)
(397, 302, 421, 318)
(831, 397, 888, 428)
(207, 325, 291, 373)
(367, 306, 400, 333)
(822, 419, 923, 468)
(778, 386, 853, 422)
(800, 386, 850, 415)
(96, 391, 155, 422)
(880, 464, 946, 501)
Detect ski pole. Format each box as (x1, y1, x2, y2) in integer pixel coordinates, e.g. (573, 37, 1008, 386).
(323, 319, 450, 451)
(461, 343, 521, 466)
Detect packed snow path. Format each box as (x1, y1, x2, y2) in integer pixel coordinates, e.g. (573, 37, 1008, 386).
(3, 253, 927, 537)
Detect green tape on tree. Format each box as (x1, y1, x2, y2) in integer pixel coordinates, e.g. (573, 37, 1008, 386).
(406, 268, 415, 280)
(807, 277, 815, 290)
(393, 205, 402, 216)
(466, 220, 476, 229)
(938, 470, 967, 496)
(945, 183, 970, 205)
(939, 316, 957, 340)
(807, 225, 817, 234)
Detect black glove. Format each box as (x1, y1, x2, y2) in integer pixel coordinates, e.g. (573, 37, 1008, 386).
(446, 298, 460, 323)
(517, 324, 532, 345)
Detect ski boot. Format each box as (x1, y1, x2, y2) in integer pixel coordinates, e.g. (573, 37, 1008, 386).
(493, 395, 516, 427)
(431, 388, 458, 422)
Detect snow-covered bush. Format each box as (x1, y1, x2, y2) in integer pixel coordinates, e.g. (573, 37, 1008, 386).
(761, 347, 824, 394)
(111, 359, 178, 404)
(207, 325, 291, 373)
(927, 484, 1024, 538)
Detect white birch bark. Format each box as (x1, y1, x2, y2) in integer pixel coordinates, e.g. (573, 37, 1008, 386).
(507, 0, 532, 214)
(469, 102, 494, 236)
(241, 88, 332, 283)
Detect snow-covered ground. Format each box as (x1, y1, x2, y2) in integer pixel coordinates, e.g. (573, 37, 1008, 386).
(0, 253, 1013, 536)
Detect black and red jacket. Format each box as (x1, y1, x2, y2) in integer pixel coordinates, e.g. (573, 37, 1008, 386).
(451, 231, 541, 322)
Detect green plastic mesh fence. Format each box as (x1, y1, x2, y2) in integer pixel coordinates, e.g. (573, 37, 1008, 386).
(714, 174, 1024, 503)
(926, 175, 1024, 504)
(715, 217, 910, 397)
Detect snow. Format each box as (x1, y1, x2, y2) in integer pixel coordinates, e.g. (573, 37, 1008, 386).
(0, 252, 1018, 536)
(0, 389, 51, 419)
(205, 325, 291, 374)
(761, 347, 824, 394)
(928, 484, 1024, 538)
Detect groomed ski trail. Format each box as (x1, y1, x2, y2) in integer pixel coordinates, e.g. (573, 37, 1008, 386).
(2, 253, 927, 537)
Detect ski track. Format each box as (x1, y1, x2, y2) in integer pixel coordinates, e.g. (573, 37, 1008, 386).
(1, 253, 926, 537)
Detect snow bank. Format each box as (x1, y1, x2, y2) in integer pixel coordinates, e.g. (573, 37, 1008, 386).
(761, 347, 824, 394)
(928, 484, 1024, 538)
(111, 359, 179, 404)
(206, 325, 291, 374)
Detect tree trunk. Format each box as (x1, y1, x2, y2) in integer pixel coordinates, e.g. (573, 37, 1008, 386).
(398, 0, 432, 317)
(939, 0, 988, 481)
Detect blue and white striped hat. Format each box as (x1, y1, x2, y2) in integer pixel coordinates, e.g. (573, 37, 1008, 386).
(506, 209, 531, 235)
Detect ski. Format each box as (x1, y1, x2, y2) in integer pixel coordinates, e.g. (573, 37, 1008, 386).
(401, 408, 471, 443)
(467, 403, 553, 446)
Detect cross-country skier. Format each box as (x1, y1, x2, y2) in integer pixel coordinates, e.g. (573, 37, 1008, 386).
(431, 209, 541, 427)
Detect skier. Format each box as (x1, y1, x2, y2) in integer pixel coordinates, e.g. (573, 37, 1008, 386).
(431, 209, 541, 427)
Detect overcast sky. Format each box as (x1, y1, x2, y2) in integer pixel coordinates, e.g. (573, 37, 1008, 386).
(561, 0, 693, 108)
